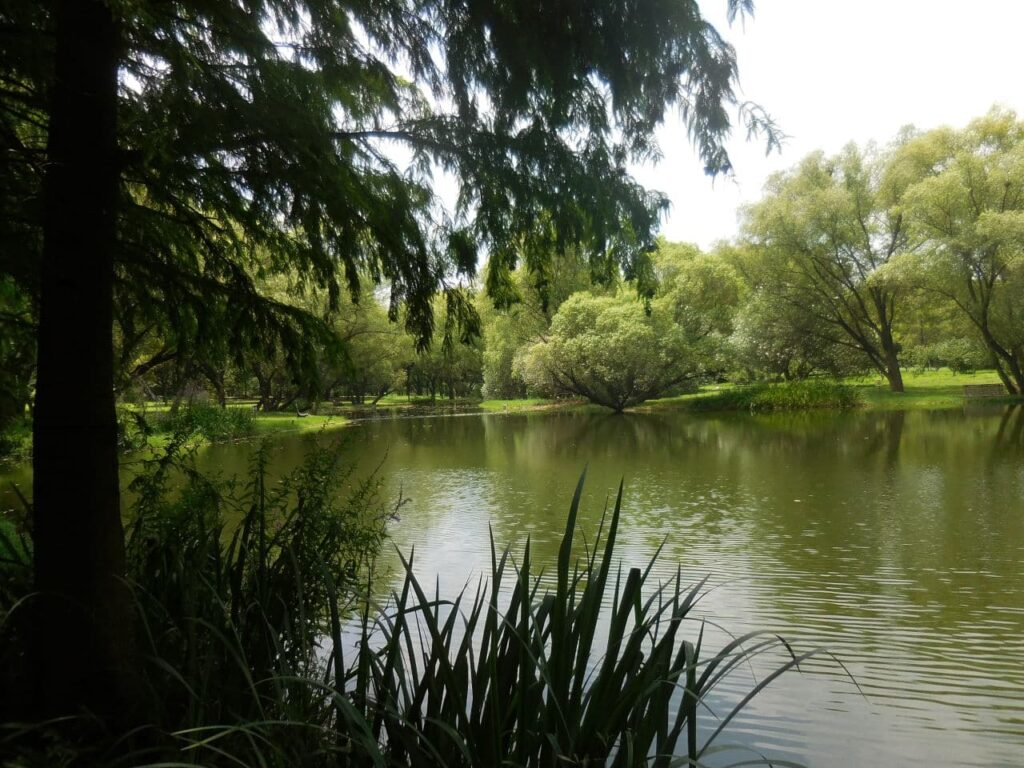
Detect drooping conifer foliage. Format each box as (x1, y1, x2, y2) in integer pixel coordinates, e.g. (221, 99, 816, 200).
(1, 0, 775, 719)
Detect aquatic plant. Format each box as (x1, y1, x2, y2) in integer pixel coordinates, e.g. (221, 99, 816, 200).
(1, 449, 817, 767)
(689, 379, 861, 413)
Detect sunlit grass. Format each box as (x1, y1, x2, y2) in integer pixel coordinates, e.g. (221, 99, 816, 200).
(849, 368, 1018, 410)
(646, 379, 860, 413)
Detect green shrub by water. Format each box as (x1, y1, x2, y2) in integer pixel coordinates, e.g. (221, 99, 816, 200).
(0, 420, 31, 462)
(0, 444, 822, 767)
(154, 402, 256, 442)
(691, 379, 861, 413)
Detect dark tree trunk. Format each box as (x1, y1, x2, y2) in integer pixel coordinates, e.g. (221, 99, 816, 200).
(32, 0, 135, 720)
(201, 363, 227, 406)
(874, 297, 904, 393)
(883, 352, 904, 393)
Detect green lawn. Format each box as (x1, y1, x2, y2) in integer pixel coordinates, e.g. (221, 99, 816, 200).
(848, 368, 1017, 410)
(251, 411, 348, 435)
(123, 401, 349, 453)
(649, 370, 1019, 412)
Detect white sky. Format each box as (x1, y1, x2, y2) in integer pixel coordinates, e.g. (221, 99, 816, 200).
(633, 0, 1024, 248)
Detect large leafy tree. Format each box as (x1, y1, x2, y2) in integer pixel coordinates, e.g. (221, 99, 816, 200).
(3, 0, 775, 717)
(725, 242, 872, 380)
(894, 108, 1024, 393)
(741, 141, 917, 391)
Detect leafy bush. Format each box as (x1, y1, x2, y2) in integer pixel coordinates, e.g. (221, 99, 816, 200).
(155, 403, 255, 442)
(0, 420, 31, 462)
(690, 379, 862, 412)
(0, 437, 394, 765)
(516, 293, 718, 411)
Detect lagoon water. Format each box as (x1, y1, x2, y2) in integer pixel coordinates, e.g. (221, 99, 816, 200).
(5, 406, 1024, 766)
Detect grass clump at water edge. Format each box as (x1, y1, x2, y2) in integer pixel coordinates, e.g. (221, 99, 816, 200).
(0, 444, 826, 767)
(681, 379, 862, 413)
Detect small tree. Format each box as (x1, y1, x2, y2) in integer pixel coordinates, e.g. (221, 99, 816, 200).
(517, 293, 706, 411)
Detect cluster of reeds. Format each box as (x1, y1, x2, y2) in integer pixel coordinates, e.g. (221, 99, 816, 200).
(329, 474, 813, 768)
(1, 441, 816, 767)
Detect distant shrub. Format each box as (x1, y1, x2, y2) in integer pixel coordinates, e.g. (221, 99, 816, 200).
(156, 403, 255, 442)
(905, 338, 990, 374)
(690, 379, 862, 412)
(0, 421, 31, 462)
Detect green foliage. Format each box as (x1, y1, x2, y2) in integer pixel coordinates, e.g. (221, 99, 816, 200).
(330, 293, 413, 404)
(405, 295, 485, 400)
(154, 403, 256, 443)
(115, 406, 151, 453)
(740, 141, 915, 390)
(892, 107, 1024, 393)
(0, 277, 34, 434)
(2, 0, 777, 369)
(124, 439, 392, 752)
(479, 250, 597, 399)
(516, 243, 736, 411)
(687, 379, 862, 413)
(0, 420, 32, 463)
(904, 338, 992, 374)
(0, 438, 393, 765)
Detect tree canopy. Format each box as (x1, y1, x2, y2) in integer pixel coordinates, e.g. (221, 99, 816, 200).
(893, 108, 1024, 393)
(2, 0, 775, 719)
(517, 242, 737, 410)
(740, 141, 916, 391)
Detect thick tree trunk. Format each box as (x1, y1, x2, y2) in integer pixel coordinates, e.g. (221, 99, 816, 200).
(883, 355, 905, 393)
(32, 0, 135, 720)
(877, 313, 904, 393)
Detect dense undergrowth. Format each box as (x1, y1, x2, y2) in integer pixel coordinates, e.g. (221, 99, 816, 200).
(0, 440, 818, 767)
(149, 403, 257, 443)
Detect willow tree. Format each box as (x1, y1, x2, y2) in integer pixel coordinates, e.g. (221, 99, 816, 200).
(4, 0, 777, 717)
(742, 141, 917, 391)
(517, 243, 738, 411)
(516, 292, 703, 411)
(895, 109, 1024, 394)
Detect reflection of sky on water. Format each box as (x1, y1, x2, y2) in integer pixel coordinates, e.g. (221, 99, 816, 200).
(353, 408, 1024, 767)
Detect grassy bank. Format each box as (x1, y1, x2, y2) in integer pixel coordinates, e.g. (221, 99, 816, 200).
(480, 397, 576, 412)
(126, 402, 349, 453)
(848, 368, 1020, 410)
(484, 369, 1022, 416)
(645, 379, 861, 413)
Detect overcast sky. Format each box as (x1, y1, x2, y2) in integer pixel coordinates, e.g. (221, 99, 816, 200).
(632, 0, 1024, 248)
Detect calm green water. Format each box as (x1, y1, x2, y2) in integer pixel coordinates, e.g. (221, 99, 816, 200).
(4, 407, 1023, 766)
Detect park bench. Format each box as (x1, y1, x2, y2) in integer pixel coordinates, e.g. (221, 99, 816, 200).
(963, 383, 1008, 398)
